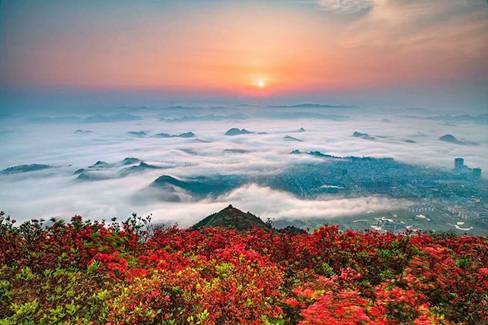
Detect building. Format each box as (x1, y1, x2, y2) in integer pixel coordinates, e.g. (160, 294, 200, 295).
(454, 158, 464, 170)
(472, 168, 482, 179)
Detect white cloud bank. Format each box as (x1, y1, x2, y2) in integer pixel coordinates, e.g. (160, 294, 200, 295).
(0, 105, 486, 224)
(147, 184, 412, 227)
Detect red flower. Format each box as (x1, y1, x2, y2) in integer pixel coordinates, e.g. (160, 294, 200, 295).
(283, 298, 300, 308)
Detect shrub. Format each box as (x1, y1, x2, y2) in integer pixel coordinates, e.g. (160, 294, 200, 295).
(0, 214, 486, 324)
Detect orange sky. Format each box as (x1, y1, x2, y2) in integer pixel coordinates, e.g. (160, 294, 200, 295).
(0, 0, 487, 98)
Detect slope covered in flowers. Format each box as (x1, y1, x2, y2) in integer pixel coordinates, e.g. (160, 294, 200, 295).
(0, 213, 487, 324)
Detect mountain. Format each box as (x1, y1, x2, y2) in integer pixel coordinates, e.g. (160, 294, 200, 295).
(73, 168, 85, 175)
(178, 132, 196, 138)
(268, 103, 354, 109)
(29, 113, 141, 124)
(121, 157, 142, 165)
(191, 205, 270, 231)
(76, 172, 112, 181)
(152, 175, 246, 198)
(353, 131, 375, 140)
(290, 149, 334, 158)
(73, 129, 93, 134)
(439, 134, 461, 144)
(0, 164, 52, 175)
(127, 131, 147, 137)
(119, 162, 162, 176)
(283, 135, 303, 142)
(225, 128, 253, 136)
(88, 161, 112, 169)
(75, 158, 162, 180)
(83, 113, 141, 123)
(438, 134, 477, 145)
(154, 131, 195, 138)
(223, 149, 249, 154)
(154, 132, 172, 138)
(162, 113, 248, 122)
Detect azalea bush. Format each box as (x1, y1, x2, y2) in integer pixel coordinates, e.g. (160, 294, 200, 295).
(0, 212, 486, 324)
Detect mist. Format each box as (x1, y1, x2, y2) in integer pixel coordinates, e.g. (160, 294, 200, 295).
(0, 102, 487, 225)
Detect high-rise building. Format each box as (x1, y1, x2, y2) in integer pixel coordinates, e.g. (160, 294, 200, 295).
(454, 158, 464, 170)
(472, 168, 482, 179)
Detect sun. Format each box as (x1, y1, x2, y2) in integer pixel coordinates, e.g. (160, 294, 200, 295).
(255, 79, 266, 89)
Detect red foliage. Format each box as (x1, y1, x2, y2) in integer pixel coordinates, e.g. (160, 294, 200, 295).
(0, 214, 486, 324)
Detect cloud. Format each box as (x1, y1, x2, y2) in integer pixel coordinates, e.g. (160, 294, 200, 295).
(220, 184, 411, 220)
(0, 105, 487, 224)
(146, 184, 412, 226)
(313, 0, 374, 14)
(339, 0, 488, 51)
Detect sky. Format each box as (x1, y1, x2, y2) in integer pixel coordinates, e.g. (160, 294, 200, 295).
(0, 0, 488, 111)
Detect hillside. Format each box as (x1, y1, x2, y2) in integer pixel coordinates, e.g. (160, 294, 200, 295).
(0, 213, 486, 323)
(192, 204, 270, 230)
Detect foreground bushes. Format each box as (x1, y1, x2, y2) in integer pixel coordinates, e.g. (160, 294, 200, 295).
(0, 213, 486, 324)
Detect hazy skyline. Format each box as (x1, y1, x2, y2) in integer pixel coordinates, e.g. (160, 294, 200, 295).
(1, 0, 487, 111)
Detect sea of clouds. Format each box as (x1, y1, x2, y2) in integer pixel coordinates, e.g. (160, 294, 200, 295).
(0, 104, 486, 225)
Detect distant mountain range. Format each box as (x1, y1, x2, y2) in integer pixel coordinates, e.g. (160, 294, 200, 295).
(127, 131, 196, 138)
(154, 131, 195, 138)
(76, 158, 164, 181)
(0, 164, 52, 175)
(152, 175, 245, 198)
(268, 103, 355, 109)
(30, 113, 142, 124)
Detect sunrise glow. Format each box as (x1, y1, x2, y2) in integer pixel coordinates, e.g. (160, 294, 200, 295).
(0, 0, 486, 100)
(255, 79, 266, 89)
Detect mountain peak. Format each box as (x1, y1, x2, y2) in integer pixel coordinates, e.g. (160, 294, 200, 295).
(191, 205, 270, 231)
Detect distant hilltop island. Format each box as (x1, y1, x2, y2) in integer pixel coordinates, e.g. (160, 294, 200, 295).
(224, 128, 268, 136)
(439, 134, 478, 146)
(154, 131, 195, 138)
(353, 131, 375, 140)
(0, 164, 52, 175)
(224, 128, 253, 136)
(126, 131, 196, 138)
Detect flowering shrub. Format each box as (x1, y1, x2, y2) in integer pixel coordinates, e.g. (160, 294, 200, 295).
(0, 212, 486, 324)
